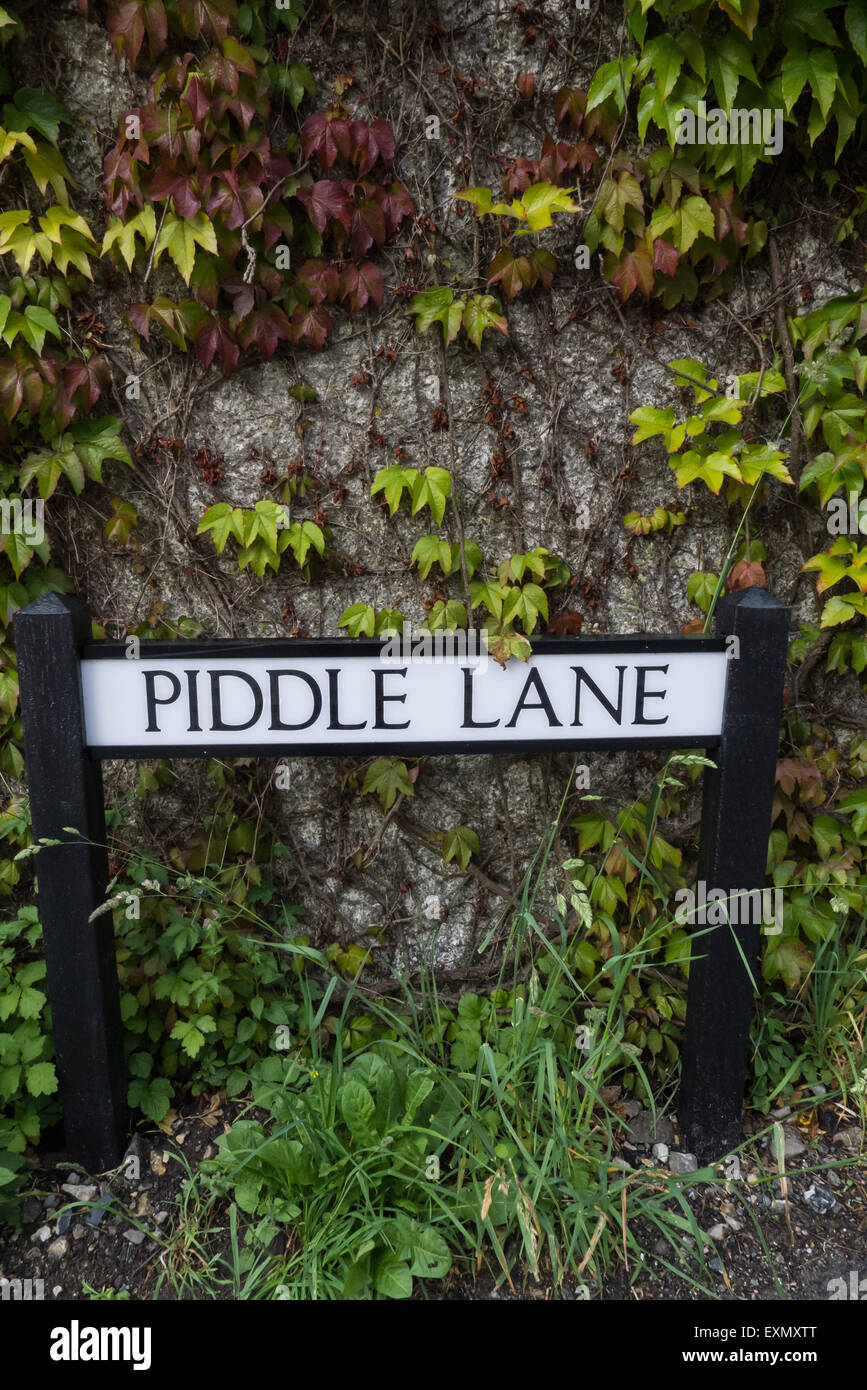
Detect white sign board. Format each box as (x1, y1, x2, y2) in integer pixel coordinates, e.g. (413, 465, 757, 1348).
(80, 639, 729, 754)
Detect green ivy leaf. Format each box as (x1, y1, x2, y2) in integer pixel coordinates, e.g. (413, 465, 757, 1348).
(361, 758, 414, 810)
(781, 46, 839, 120)
(24, 1060, 56, 1097)
(371, 464, 414, 515)
(407, 288, 465, 345)
(846, 0, 867, 63)
(153, 212, 218, 286)
(462, 293, 508, 349)
(441, 825, 479, 870)
(3, 87, 71, 144)
(411, 535, 454, 580)
(197, 502, 245, 553)
(687, 571, 719, 614)
(339, 602, 376, 637)
(586, 56, 636, 113)
(410, 467, 451, 526)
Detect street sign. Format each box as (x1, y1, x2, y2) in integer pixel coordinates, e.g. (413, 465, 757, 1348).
(14, 588, 790, 1171)
(79, 638, 729, 755)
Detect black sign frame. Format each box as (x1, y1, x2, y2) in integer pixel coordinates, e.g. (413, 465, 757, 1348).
(14, 586, 790, 1172)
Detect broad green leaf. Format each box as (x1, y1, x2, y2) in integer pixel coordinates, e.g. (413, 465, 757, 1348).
(407, 287, 465, 345)
(197, 502, 245, 553)
(441, 824, 480, 870)
(339, 602, 376, 637)
(462, 293, 508, 349)
(22, 142, 72, 205)
(371, 464, 414, 516)
(340, 1078, 376, 1138)
(24, 1060, 57, 1097)
(372, 1252, 412, 1299)
(412, 535, 453, 580)
(361, 758, 414, 810)
(67, 417, 133, 480)
(518, 183, 580, 231)
(587, 57, 636, 113)
(3, 88, 70, 144)
(687, 571, 719, 614)
(154, 212, 218, 285)
(707, 33, 758, 110)
(102, 207, 157, 271)
(410, 467, 451, 526)
(846, 0, 867, 62)
(677, 195, 714, 253)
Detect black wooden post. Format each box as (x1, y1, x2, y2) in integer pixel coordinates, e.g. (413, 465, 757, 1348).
(14, 594, 126, 1171)
(679, 585, 790, 1162)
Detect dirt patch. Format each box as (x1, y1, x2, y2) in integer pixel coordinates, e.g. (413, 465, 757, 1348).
(1, 1095, 864, 1302)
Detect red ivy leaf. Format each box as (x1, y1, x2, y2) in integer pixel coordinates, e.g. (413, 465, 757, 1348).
(236, 304, 291, 359)
(340, 262, 384, 312)
(182, 74, 211, 122)
(0, 354, 44, 423)
(347, 121, 373, 176)
(323, 118, 352, 168)
(296, 260, 340, 304)
(199, 51, 239, 96)
(128, 301, 154, 340)
(610, 245, 654, 302)
(652, 238, 680, 276)
(160, 51, 194, 93)
(547, 609, 584, 635)
(728, 559, 766, 591)
(710, 188, 748, 247)
(300, 114, 352, 169)
(487, 248, 533, 301)
(571, 141, 599, 174)
(368, 119, 395, 167)
(216, 93, 258, 131)
(205, 171, 245, 229)
(286, 305, 334, 350)
(149, 163, 201, 218)
(176, 0, 234, 44)
(378, 181, 414, 237)
(502, 158, 536, 197)
(223, 281, 255, 319)
(103, 145, 143, 217)
(300, 113, 327, 162)
(349, 200, 386, 259)
(194, 314, 240, 374)
(529, 247, 556, 291)
(517, 72, 536, 101)
(554, 86, 587, 128)
(295, 179, 352, 235)
(63, 357, 111, 412)
(107, 0, 168, 70)
(536, 135, 584, 183)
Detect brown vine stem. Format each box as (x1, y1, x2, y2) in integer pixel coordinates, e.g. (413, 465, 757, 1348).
(768, 234, 803, 485)
(142, 200, 169, 287)
(439, 336, 475, 629)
